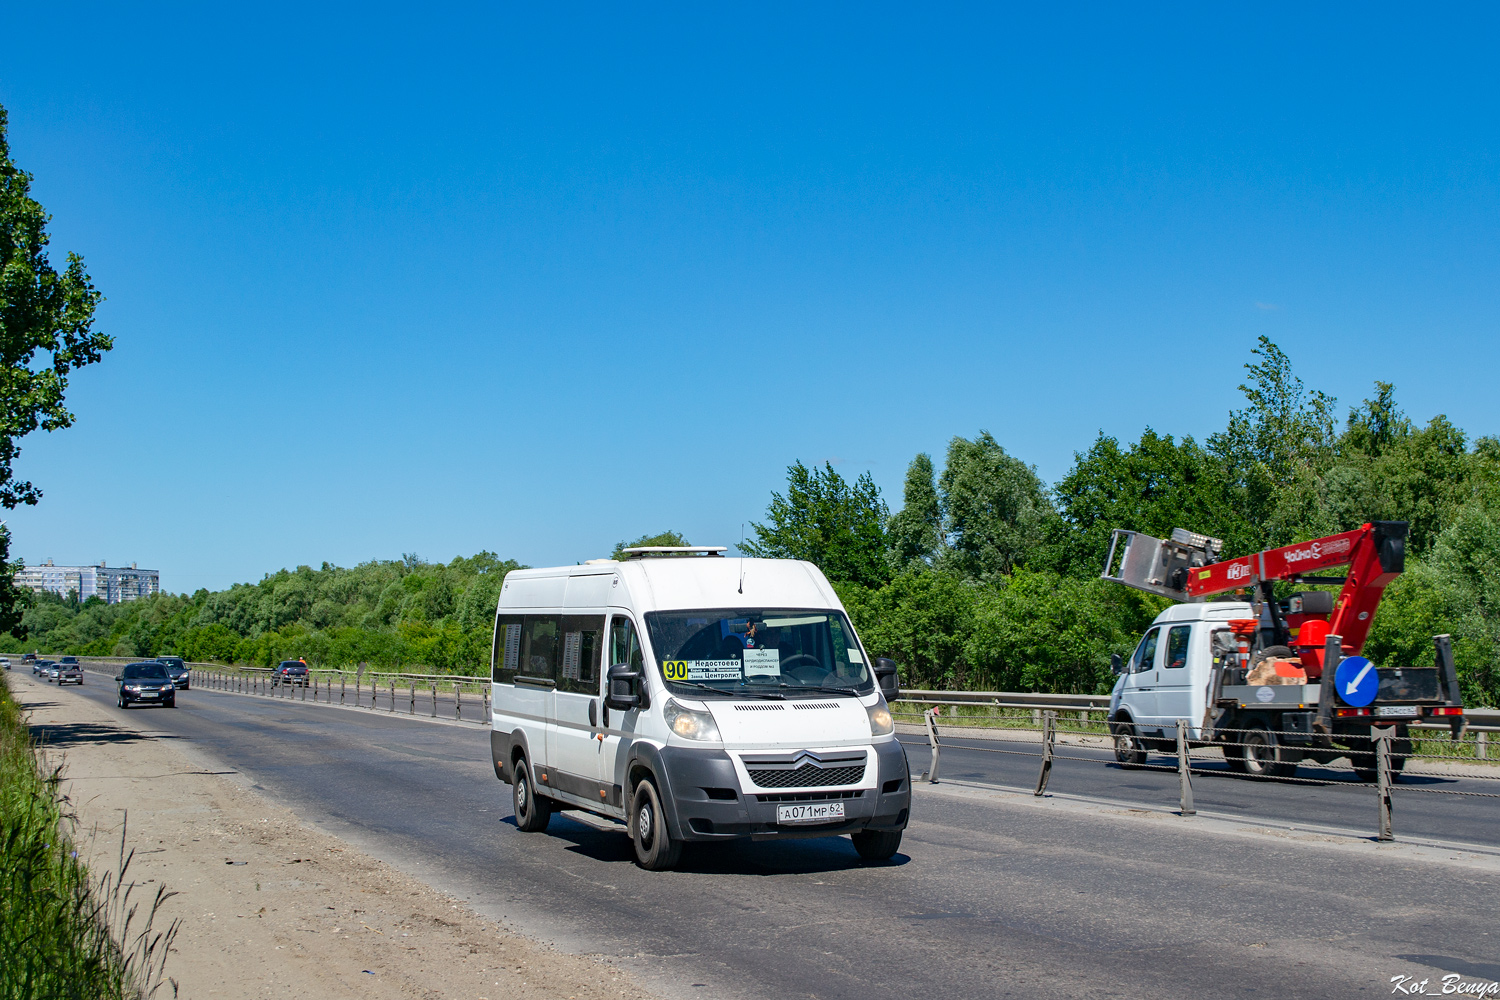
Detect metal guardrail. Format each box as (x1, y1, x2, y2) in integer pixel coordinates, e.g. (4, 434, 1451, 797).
(898, 707, 1500, 842)
(894, 689, 1500, 734)
(50, 657, 1497, 841)
(73, 659, 493, 726)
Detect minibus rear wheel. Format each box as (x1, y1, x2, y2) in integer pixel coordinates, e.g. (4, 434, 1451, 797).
(630, 778, 683, 871)
(513, 756, 553, 832)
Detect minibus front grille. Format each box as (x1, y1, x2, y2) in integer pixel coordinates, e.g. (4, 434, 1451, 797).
(754, 790, 864, 803)
(747, 764, 865, 788)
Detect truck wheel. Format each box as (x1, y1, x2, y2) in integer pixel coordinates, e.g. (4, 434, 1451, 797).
(851, 829, 903, 861)
(1242, 724, 1295, 779)
(1111, 720, 1147, 768)
(630, 778, 683, 871)
(1351, 730, 1410, 784)
(512, 756, 553, 832)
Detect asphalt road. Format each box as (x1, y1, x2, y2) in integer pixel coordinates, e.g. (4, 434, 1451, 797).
(28, 675, 1500, 1000)
(899, 728, 1500, 848)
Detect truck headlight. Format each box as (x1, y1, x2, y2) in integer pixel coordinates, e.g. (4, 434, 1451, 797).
(663, 700, 721, 742)
(867, 696, 894, 737)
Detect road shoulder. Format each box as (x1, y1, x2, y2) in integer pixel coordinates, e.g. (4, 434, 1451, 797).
(13, 669, 654, 1000)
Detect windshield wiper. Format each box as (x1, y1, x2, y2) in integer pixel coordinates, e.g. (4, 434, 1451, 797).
(667, 679, 731, 695)
(815, 681, 861, 695)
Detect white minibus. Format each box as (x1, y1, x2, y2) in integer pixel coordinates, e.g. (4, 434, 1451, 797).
(489, 548, 910, 870)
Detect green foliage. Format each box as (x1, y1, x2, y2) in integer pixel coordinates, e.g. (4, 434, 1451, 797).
(885, 453, 942, 571)
(835, 569, 1160, 694)
(937, 433, 1052, 582)
(0, 104, 112, 510)
(742, 461, 891, 588)
(612, 531, 689, 560)
(835, 572, 976, 689)
(1049, 429, 1247, 578)
(965, 570, 1165, 694)
(1368, 496, 1500, 706)
(22, 552, 526, 673)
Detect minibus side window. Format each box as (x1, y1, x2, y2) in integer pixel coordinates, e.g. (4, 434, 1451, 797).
(519, 614, 561, 682)
(558, 615, 605, 694)
(493, 614, 524, 683)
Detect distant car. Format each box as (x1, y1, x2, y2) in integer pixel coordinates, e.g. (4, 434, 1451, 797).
(21, 653, 36, 665)
(158, 656, 189, 689)
(271, 660, 309, 687)
(56, 662, 83, 685)
(33, 658, 53, 676)
(116, 661, 176, 709)
(0, 657, 10, 670)
(38, 660, 59, 679)
(59, 655, 79, 665)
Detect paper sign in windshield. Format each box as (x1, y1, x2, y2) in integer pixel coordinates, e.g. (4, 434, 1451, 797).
(664, 659, 741, 681)
(743, 648, 781, 677)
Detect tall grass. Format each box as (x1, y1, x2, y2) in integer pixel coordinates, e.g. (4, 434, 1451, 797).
(0, 673, 179, 999)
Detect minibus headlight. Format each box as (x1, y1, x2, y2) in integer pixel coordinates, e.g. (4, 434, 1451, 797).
(867, 697, 894, 737)
(663, 700, 721, 742)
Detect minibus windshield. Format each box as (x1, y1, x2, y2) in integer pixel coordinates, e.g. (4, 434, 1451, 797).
(644, 609, 873, 697)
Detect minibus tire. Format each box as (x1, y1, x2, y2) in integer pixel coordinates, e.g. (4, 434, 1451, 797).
(513, 757, 553, 832)
(851, 829, 902, 861)
(630, 779, 682, 871)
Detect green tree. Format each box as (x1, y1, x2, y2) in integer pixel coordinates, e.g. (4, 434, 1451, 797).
(743, 461, 890, 588)
(1206, 336, 1337, 547)
(1049, 428, 1249, 578)
(0, 525, 25, 637)
(885, 453, 943, 571)
(937, 432, 1052, 582)
(835, 571, 976, 689)
(0, 105, 111, 509)
(612, 531, 690, 560)
(965, 569, 1163, 694)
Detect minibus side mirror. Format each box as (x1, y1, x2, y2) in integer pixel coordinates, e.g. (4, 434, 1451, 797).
(1110, 653, 1124, 675)
(873, 657, 900, 701)
(604, 663, 641, 711)
(114, 674, 123, 682)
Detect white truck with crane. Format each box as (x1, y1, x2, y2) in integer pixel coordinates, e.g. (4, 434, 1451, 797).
(1101, 521, 1466, 780)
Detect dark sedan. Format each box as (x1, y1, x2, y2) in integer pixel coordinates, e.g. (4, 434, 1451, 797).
(116, 661, 176, 709)
(158, 656, 189, 689)
(271, 660, 309, 687)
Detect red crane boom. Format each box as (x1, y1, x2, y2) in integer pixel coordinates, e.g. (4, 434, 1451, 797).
(1101, 521, 1409, 675)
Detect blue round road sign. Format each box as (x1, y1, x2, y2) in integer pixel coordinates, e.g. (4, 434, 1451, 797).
(1334, 655, 1378, 708)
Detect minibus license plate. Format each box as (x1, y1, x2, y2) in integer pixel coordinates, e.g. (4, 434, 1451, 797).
(1375, 705, 1417, 717)
(777, 802, 845, 824)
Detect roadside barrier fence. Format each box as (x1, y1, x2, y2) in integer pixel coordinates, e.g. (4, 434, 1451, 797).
(52, 658, 1498, 840)
(895, 703, 1500, 843)
(71, 658, 493, 726)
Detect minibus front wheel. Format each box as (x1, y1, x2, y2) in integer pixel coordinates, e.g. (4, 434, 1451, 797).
(513, 755, 553, 832)
(851, 828, 902, 861)
(630, 778, 683, 871)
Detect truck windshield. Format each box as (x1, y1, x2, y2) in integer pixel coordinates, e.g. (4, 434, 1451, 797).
(644, 609, 872, 697)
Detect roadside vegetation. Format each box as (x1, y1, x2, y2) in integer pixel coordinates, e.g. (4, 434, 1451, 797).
(0, 673, 177, 999)
(1, 341, 1496, 704)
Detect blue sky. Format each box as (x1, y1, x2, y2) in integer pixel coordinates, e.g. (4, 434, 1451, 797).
(2, 4, 1497, 592)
